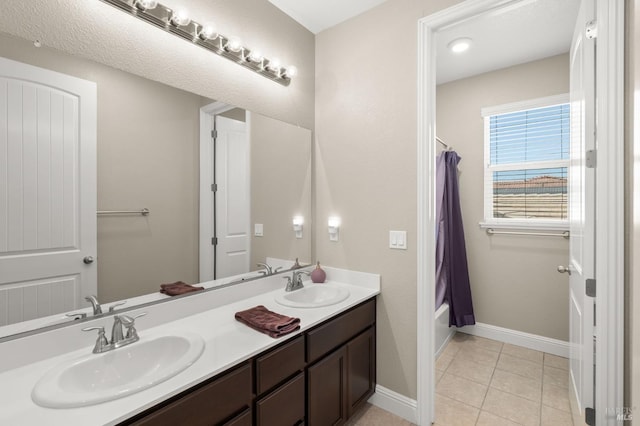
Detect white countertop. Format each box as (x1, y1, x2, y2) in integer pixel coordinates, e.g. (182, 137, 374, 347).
(0, 268, 379, 426)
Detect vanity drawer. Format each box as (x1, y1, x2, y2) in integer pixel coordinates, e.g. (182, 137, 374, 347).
(127, 362, 252, 426)
(307, 299, 376, 363)
(256, 372, 305, 426)
(255, 335, 305, 395)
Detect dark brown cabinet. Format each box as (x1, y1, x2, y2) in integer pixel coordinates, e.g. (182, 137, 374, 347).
(347, 327, 376, 417)
(125, 362, 252, 426)
(308, 346, 348, 425)
(256, 373, 305, 425)
(307, 301, 376, 426)
(120, 298, 376, 426)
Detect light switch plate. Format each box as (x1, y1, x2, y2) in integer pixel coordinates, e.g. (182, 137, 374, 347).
(254, 224, 264, 237)
(389, 230, 407, 250)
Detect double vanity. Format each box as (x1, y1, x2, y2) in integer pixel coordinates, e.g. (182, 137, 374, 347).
(0, 267, 380, 425)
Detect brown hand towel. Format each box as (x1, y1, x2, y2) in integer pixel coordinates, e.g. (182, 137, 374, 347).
(160, 281, 204, 296)
(235, 305, 301, 338)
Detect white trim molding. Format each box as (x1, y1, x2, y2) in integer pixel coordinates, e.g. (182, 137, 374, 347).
(594, 1, 625, 424)
(199, 101, 235, 282)
(418, 1, 624, 426)
(417, 1, 524, 424)
(368, 385, 417, 424)
(458, 323, 570, 358)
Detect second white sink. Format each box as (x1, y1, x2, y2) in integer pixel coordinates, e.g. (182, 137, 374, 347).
(275, 283, 350, 308)
(32, 333, 205, 408)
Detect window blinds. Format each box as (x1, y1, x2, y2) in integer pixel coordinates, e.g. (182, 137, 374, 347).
(487, 103, 570, 220)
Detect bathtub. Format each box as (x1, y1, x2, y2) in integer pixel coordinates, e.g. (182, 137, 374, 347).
(435, 303, 456, 357)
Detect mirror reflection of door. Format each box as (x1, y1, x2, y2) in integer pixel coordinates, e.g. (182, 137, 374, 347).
(214, 114, 250, 279)
(0, 57, 97, 325)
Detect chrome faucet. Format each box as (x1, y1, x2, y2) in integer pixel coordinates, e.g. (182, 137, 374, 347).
(85, 295, 102, 315)
(283, 270, 310, 292)
(82, 312, 147, 354)
(257, 262, 283, 276)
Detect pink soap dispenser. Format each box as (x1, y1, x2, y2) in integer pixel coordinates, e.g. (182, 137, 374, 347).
(310, 261, 326, 283)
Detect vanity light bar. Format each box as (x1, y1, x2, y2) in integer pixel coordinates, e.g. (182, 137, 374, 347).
(99, 0, 295, 86)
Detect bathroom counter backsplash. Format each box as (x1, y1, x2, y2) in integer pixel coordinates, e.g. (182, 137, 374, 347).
(0, 266, 380, 426)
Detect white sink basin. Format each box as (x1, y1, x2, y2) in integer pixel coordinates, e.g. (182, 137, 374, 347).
(275, 283, 350, 308)
(32, 333, 205, 408)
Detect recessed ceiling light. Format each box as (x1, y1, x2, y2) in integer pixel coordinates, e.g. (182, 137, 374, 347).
(448, 37, 472, 53)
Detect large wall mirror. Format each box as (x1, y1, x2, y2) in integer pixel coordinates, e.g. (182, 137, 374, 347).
(0, 31, 312, 339)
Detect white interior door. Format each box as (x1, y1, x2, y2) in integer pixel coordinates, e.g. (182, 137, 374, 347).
(214, 115, 250, 279)
(568, 0, 595, 415)
(0, 57, 97, 325)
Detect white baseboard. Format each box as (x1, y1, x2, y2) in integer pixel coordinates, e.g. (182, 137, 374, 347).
(458, 322, 570, 358)
(368, 385, 417, 424)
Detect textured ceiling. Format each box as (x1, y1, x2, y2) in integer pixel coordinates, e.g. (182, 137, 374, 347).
(0, 0, 316, 129)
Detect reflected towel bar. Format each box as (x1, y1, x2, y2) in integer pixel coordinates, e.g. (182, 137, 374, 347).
(97, 208, 150, 216)
(486, 228, 569, 239)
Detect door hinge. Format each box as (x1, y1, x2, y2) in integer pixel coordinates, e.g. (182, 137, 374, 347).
(586, 20, 597, 39)
(211, 237, 218, 246)
(586, 278, 596, 297)
(586, 149, 597, 168)
(211, 129, 217, 139)
(211, 183, 217, 192)
(585, 407, 595, 426)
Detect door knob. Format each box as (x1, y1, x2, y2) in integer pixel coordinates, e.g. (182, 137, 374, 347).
(557, 265, 571, 275)
(83, 256, 95, 264)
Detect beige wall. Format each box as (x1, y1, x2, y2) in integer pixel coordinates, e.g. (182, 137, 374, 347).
(0, 0, 315, 129)
(250, 114, 313, 267)
(315, 0, 462, 399)
(0, 33, 208, 302)
(436, 54, 571, 341)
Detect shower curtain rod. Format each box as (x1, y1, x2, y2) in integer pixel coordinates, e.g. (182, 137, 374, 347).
(436, 136, 451, 150)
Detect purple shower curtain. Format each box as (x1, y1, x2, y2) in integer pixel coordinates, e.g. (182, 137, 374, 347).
(435, 151, 476, 327)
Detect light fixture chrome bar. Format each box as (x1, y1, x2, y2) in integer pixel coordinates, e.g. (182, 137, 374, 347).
(486, 228, 569, 239)
(99, 0, 293, 86)
(97, 208, 150, 216)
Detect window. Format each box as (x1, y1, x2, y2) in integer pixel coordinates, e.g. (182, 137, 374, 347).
(481, 94, 570, 230)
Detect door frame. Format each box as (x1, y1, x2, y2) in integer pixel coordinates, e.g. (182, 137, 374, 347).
(199, 101, 234, 282)
(416, 0, 624, 424)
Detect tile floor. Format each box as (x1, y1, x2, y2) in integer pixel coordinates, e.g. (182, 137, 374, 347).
(434, 333, 576, 425)
(349, 333, 578, 426)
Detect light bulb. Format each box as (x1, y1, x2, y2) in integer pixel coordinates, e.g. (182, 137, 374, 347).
(267, 58, 281, 72)
(226, 37, 243, 53)
(134, 0, 158, 10)
(248, 50, 263, 63)
(198, 24, 218, 41)
(284, 66, 298, 78)
(448, 37, 472, 53)
(170, 9, 191, 26)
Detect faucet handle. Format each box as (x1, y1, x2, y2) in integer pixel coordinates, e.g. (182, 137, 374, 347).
(121, 312, 147, 339)
(65, 312, 88, 320)
(82, 326, 109, 353)
(108, 301, 127, 313)
(273, 266, 283, 273)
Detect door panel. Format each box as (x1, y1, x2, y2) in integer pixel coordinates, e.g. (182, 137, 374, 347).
(215, 115, 250, 279)
(568, 0, 595, 412)
(0, 57, 96, 324)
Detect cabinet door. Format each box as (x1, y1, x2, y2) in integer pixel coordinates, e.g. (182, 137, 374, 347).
(256, 373, 305, 426)
(347, 327, 376, 417)
(307, 347, 348, 426)
(126, 363, 252, 426)
(225, 409, 252, 426)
